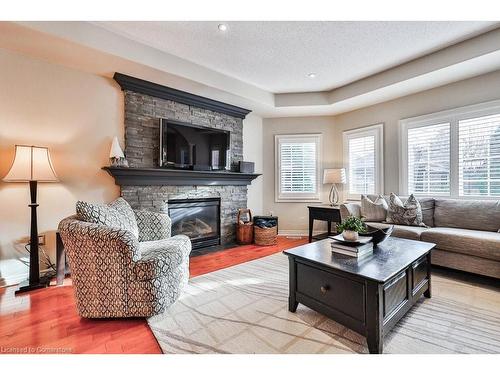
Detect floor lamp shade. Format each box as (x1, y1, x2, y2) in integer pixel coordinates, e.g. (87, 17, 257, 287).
(3, 145, 58, 182)
(3, 145, 58, 294)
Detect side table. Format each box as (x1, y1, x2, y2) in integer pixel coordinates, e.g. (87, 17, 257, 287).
(307, 204, 342, 243)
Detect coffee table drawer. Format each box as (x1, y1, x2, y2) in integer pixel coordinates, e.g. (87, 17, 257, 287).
(296, 262, 365, 321)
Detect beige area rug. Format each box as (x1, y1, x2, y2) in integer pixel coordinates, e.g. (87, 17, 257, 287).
(148, 253, 500, 354)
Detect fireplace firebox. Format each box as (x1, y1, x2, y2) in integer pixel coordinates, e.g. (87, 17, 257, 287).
(168, 198, 221, 252)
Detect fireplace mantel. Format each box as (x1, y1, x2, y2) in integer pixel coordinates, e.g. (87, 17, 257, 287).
(103, 167, 261, 186)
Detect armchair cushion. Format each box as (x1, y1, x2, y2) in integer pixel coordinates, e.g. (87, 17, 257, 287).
(134, 235, 191, 281)
(76, 198, 139, 238)
(135, 210, 172, 242)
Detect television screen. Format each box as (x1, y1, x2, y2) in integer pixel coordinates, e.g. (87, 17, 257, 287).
(159, 119, 230, 170)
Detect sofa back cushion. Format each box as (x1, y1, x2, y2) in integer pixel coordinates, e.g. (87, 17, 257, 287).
(367, 194, 435, 227)
(434, 199, 500, 232)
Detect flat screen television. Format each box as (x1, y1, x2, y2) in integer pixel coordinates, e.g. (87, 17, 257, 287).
(159, 119, 230, 170)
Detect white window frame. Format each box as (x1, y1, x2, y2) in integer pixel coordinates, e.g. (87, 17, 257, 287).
(399, 99, 500, 199)
(343, 124, 384, 200)
(275, 133, 322, 203)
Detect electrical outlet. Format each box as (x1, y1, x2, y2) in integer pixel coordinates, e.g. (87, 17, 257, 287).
(38, 234, 46, 245)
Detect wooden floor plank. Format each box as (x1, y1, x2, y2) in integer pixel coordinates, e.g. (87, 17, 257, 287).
(0, 236, 306, 354)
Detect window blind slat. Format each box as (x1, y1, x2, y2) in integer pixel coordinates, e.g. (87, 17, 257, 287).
(348, 135, 375, 195)
(279, 141, 317, 194)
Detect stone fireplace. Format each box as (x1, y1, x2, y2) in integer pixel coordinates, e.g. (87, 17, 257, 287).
(110, 73, 258, 253)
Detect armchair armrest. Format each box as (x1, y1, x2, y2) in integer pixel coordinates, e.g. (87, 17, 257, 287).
(134, 210, 172, 242)
(340, 202, 362, 221)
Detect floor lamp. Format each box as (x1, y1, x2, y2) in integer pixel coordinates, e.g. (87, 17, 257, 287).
(3, 145, 59, 294)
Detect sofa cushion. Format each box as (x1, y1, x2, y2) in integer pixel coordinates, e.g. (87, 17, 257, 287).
(367, 195, 434, 227)
(434, 199, 500, 232)
(365, 222, 428, 241)
(361, 195, 388, 222)
(420, 227, 500, 261)
(386, 193, 426, 227)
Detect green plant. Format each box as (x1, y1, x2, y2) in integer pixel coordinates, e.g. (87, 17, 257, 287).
(336, 216, 366, 233)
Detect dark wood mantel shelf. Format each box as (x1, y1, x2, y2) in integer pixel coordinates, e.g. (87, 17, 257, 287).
(102, 167, 261, 186)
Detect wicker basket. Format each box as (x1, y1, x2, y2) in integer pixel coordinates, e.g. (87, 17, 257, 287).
(254, 225, 278, 246)
(236, 209, 254, 245)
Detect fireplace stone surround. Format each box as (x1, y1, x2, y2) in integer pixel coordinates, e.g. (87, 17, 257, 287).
(115, 75, 253, 249)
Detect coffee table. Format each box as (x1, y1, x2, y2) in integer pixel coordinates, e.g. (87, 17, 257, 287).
(283, 237, 435, 354)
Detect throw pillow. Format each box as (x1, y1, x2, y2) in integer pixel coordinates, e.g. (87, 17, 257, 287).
(108, 197, 139, 238)
(76, 199, 139, 238)
(360, 195, 388, 222)
(386, 193, 425, 227)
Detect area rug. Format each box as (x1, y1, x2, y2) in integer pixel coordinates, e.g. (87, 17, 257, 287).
(147, 253, 500, 354)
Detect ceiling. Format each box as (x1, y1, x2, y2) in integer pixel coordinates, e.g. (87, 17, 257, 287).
(96, 21, 498, 94)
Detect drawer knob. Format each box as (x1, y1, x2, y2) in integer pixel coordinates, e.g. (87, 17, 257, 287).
(320, 285, 330, 294)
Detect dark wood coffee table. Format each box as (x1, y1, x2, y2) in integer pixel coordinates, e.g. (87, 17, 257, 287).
(283, 237, 435, 354)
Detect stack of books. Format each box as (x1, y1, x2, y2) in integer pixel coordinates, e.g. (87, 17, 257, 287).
(330, 235, 374, 258)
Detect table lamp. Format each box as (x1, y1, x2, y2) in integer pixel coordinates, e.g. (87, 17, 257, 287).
(323, 168, 346, 206)
(3, 145, 58, 294)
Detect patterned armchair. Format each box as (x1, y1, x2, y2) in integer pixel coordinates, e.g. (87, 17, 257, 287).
(58, 207, 191, 318)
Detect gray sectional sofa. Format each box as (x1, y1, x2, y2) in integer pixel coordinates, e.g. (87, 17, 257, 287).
(340, 195, 500, 279)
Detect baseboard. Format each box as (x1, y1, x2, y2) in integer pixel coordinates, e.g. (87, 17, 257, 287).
(278, 229, 324, 237)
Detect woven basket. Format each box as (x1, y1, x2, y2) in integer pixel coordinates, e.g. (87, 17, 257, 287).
(254, 225, 278, 246)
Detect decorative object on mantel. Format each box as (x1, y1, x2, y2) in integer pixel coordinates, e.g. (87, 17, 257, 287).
(3, 145, 58, 294)
(109, 136, 129, 167)
(323, 168, 346, 205)
(102, 166, 261, 186)
(238, 161, 255, 174)
(253, 215, 278, 246)
(236, 208, 253, 245)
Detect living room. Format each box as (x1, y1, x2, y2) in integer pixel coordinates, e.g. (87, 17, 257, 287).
(1, 1, 500, 373)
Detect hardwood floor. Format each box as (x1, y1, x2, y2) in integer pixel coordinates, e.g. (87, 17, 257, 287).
(0, 236, 307, 354)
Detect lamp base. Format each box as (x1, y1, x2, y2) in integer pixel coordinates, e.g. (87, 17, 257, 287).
(15, 276, 51, 295)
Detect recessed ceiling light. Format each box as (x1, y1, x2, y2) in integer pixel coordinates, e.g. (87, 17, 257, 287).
(218, 23, 228, 32)
(307, 73, 317, 78)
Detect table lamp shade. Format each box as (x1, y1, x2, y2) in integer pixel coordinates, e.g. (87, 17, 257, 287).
(323, 168, 346, 184)
(3, 145, 58, 182)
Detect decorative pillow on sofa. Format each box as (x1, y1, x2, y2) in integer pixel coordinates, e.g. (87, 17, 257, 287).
(360, 195, 388, 222)
(76, 198, 139, 238)
(386, 193, 425, 227)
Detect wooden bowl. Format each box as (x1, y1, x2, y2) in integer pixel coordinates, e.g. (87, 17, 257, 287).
(359, 225, 394, 245)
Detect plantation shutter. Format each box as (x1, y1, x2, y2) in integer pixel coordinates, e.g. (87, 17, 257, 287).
(407, 123, 450, 195)
(276, 134, 321, 201)
(459, 114, 500, 197)
(348, 135, 375, 195)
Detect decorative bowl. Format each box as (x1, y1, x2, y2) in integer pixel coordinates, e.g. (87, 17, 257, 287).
(359, 225, 394, 245)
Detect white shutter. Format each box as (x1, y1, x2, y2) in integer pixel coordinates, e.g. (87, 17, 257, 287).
(348, 136, 375, 195)
(275, 134, 321, 202)
(459, 114, 500, 197)
(407, 123, 450, 195)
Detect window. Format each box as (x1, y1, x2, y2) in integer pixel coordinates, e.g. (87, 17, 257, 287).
(459, 114, 500, 197)
(343, 124, 384, 200)
(275, 134, 321, 202)
(400, 100, 500, 198)
(407, 123, 450, 195)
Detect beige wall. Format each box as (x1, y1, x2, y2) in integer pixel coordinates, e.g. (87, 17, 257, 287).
(264, 69, 500, 232)
(262, 116, 338, 233)
(0, 48, 263, 286)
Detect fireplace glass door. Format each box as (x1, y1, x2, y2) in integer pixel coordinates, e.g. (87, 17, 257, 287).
(168, 198, 221, 249)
